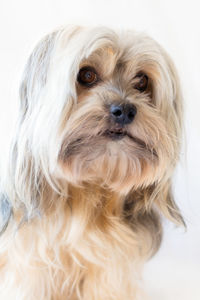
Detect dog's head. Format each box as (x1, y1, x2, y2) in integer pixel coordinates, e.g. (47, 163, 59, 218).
(1, 26, 184, 229)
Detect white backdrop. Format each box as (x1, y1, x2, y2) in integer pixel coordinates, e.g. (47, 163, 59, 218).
(0, 1, 200, 299)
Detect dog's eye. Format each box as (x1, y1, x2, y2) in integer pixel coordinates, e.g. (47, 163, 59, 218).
(77, 67, 98, 87)
(133, 73, 148, 92)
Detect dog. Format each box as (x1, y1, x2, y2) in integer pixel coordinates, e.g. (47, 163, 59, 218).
(0, 26, 185, 299)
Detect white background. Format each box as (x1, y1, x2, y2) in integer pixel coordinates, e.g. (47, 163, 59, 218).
(0, 1, 200, 299)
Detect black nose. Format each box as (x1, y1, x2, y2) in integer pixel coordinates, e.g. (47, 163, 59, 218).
(110, 103, 137, 125)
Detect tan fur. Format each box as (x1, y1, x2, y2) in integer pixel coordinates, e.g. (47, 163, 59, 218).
(0, 26, 184, 299)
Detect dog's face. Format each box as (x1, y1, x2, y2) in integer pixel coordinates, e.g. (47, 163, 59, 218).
(18, 26, 182, 196)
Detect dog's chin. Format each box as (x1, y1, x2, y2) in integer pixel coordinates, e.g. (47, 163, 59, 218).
(59, 129, 159, 194)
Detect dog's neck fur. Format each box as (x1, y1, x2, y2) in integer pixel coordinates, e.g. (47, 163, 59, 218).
(3, 184, 141, 298)
(0, 181, 162, 299)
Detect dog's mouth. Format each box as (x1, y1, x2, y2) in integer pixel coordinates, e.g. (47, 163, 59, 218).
(104, 128, 157, 157)
(104, 128, 127, 140)
(104, 128, 143, 145)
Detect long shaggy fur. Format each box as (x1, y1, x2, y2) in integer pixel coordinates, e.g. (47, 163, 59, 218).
(0, 26, 184, 300)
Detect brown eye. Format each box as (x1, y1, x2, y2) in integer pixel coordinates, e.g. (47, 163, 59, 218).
(134, 73, 148, 92)
(77, 67, 98, 87)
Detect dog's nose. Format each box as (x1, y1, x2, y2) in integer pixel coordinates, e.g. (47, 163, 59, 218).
(110, 103, 137, 125)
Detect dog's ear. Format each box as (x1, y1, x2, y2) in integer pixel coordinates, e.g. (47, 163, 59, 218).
(0, 193, 12, 235)
(6, 32, 58, 216)
(152, 51, 184, 226)
(157, 53, 185, 226)
(19, 31, 57, 117)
